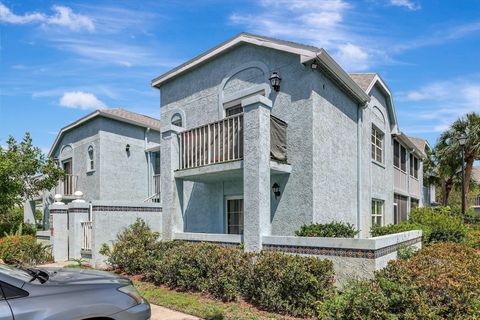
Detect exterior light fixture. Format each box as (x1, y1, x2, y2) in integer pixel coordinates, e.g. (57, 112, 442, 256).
(269, 72, 282, 92)
(311, 62, 318, 69)
(272, 182, 281, 199)
(459, 134, 467, 146)
(126, 144, 131, 153)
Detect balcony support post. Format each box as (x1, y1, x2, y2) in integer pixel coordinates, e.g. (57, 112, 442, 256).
(160, 124, 184, 241)
(242, 95, 272, 252)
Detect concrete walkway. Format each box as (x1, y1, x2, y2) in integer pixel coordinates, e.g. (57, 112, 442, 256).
(39, 261, 200, 320)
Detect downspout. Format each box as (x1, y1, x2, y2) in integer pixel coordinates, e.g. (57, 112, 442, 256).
(357, 103, 368, 238)
(145, 128, 151, 197)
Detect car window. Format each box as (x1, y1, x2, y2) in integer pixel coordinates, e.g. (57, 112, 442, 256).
(0, 282, 28, 300)
(0, 265, 31, 282)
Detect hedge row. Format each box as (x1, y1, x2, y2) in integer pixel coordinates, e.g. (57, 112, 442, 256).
(0, 235, 52, 265)
(101, 219, 335, 316)
(317, 243, 480, 319)
(370, 206, 468, 244)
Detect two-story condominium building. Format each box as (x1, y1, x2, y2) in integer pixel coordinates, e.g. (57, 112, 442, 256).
(24, 108, 161, 228)
(152, 33, 426, 251)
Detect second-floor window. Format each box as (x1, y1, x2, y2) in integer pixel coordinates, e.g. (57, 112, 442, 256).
(410, 154, 419, 179)
(87, 145, 94, 171)
(171, 113, 183, 127)
(371, 127, 383, 163)
(393, 139, 407, 172)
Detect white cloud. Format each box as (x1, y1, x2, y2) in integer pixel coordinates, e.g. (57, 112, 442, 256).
(47, 6, 94, 32)
(398, 77, 480, 134)
(0, 3, 94, 32)
(59, 91, 108, 110)
(390, 0, 421, 11)
(229, 0, 376, 71)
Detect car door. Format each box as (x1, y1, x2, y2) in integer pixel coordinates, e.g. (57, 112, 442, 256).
(0, 284, 14, 320)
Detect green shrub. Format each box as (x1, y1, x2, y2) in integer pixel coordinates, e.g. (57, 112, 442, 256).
(295, 222, 359, 238)
(99, 219, 161, 274)
(318, 243, 480, 319)
(0, 207, 36, 237)
(152, 242, 250, 301)
(409, 208, 468, 243)
(466, 224, 480, 249)
(244, 251, 334, 316)
(0, 235, 52, 265)
(370, 222, 431, 243)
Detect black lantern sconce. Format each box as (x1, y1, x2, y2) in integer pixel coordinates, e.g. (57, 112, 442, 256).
(269, 72, 282, 92)
(125, 144, 131, 153)
(272, 182, 281, 199)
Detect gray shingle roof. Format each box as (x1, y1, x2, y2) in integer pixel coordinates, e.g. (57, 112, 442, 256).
(100, 108, 160, 129)
(407, 136, 428, 153)
(349, 73, 377, 92)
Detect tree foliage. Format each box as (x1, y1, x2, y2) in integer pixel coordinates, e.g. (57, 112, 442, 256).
(0, 133, 63, 213)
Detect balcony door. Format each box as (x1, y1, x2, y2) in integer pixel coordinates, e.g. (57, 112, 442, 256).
(225, 196, 244, 235)
(62, 159, 73, 195)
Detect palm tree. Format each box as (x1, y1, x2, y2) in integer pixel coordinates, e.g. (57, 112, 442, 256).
(436, 113, 480, 206)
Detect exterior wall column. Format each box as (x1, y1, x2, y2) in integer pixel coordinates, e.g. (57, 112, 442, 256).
(160, 124, 184, 240)
(67, 202, 90, 260)
(242, 95, 272, 251)
(49, 203, 69, 261)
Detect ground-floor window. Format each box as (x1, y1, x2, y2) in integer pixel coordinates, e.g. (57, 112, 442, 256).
(372, 199, 384, 226)
(411, 198, 419, 210)
(225, 197, 244, 235)
(394, 194, 409, 224)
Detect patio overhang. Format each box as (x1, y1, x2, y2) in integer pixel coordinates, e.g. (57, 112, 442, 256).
(174, 160, 291, 182)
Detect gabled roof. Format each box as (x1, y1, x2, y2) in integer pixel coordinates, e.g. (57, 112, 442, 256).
(407, 136, 430, 153)
(48, 108, 160, 157)
(151, 32, 370, 104)
(349, 72, 399, 134)
(394, 132, 426, 159)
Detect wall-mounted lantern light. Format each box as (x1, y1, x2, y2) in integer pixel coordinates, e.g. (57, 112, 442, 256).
(53, 157, 59, 166)
(125, 144, 131, 153)
(269, 72, 282, 92)
(272, 182, 281, 199)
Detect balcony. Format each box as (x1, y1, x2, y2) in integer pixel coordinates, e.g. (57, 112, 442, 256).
(409, 176, 421, 198)
(175, 114, 289, 182)
(55, 174, 78, 197)
(394, 167, 407, 193)
(179, 114, 244, 170)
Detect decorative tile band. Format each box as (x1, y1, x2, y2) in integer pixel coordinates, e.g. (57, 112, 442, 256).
(68, 208, 89, 213)
(92, 206, 162, 212)
(263, 237, 422, 259)
(50, 209, 68, 214)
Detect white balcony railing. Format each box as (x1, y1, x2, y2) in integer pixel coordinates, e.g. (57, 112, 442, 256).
(179, 114, 243, 170)
(55, 174, 78, 196)
(473, 196, 480, 208)
(394, 167, 407, 192)
(409, 177, 421, 197)
(81, 221, 92, 253)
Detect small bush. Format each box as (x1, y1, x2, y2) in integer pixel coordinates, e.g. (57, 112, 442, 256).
(466, 224, 480, 249)
(99, 219, 161, 274)
(409, 208, 468, 243)
(0, 207, 36, 237)
(295, 222, 359, 238)
(370, 222, 431, 243)
(152, 242, 250, 301)
(244, 251, 334, 316)
(0, 235, 52, 265)
(318, 243, 480, 319)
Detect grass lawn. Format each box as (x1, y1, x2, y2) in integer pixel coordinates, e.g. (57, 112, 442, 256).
(134, 280, 302, 320)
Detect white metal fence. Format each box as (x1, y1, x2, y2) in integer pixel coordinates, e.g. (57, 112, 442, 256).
(81, 221, 92, 252)
(179, 114, 243, 170)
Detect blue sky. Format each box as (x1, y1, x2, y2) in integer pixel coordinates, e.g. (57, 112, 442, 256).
(0, 0, 479, 153)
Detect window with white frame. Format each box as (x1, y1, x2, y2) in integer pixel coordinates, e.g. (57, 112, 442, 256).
(393, 139, 407, 172)
(171, 113, 183, 127)
(87, 145, 94, 171)
(372, 199, 384, 226)
(371, 127, 384, 163)
(409, 155, 419, 179)
(225, 197, 244, 235)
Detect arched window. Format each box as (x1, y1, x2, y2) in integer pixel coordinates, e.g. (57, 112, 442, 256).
(171, 113, 183, 127)
(87, 145, 94, 171)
